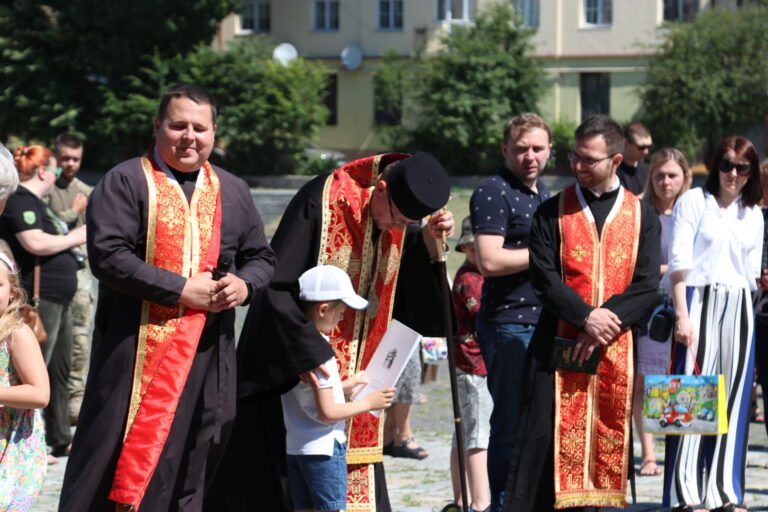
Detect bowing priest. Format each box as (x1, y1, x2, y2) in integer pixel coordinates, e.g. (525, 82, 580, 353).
(59, 84, 276, 512)
(213, 152, 454, 512)
(503, 115, 660, 511)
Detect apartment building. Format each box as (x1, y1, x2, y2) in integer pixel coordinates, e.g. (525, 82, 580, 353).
(217, 0, 716, 157)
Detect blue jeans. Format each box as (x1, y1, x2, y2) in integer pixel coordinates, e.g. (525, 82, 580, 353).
(286, 440, 348, 511)
(476, 319, 535, 512)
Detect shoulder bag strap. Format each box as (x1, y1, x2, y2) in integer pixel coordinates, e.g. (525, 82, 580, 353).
(33, 256, 41, 307)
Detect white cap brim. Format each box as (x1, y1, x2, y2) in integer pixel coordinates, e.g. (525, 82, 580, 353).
(341, 294, 368, 310)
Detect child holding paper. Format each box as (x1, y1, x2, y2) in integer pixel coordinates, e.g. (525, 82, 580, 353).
(282, 264, 396, 512)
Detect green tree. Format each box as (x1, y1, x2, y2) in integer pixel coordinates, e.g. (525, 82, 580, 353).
(97, 38, 329, 175)
(0, 0, 325, 173)
(639, 5, 768, 160)
(374, 3, 542, 175)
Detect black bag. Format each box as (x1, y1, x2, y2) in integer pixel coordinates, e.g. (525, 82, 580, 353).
(647, 295, 674, 342)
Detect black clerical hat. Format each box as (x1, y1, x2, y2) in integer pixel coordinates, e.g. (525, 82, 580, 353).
(387, 152, 450, 220)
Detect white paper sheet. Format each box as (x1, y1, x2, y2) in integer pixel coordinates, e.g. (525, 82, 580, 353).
(351, 319, 422, 417)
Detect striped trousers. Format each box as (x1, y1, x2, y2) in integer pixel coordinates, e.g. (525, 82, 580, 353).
(662, 284, 755, 509)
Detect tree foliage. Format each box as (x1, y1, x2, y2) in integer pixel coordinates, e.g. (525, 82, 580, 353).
(0, 1, 329, 174)
(97, 38, 329, 174)
(374, 3, 542, 175)
(639, 5, 768, 160)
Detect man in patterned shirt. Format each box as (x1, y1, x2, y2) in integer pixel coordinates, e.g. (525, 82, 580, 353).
(469, 113, 552, 512)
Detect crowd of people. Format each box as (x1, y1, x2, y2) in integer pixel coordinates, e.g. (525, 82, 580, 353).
(0, 82, 765, 512)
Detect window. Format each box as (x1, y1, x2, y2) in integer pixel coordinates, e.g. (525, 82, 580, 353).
(663, 0, 698, 22)
(436, 0, 474, 22)
(584, 0, 612, 26)
(324, 74, 338, 126)
(517, 0, 539, 28)
(379, 0, 404, 30)
(580, 73, 610, 121)
(239, 0, 270, 33)
(314, 0, 339, 31)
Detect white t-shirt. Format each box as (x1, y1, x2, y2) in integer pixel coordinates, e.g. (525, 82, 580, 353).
(668, 188, 763, 290)
(281, 355, 347, 456)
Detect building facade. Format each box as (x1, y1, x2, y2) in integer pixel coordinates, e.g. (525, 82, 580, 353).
(217, 0, 715, 157)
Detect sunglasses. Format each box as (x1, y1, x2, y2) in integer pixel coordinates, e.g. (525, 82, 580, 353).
(632, 143, 653, 151)
(718, 158, 751, 176)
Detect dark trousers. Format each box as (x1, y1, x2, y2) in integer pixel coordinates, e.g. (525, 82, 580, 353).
(755, 314, 768, 438)
(39, 299, 73, 448)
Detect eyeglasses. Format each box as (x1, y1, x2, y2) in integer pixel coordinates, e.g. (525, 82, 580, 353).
(718, 158, 751, 176)
(568, 151, 616, 169)
(387, 193, 411, 228)
(631, 142, 653, 151)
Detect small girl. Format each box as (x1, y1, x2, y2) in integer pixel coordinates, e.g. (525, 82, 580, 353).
(0, 239, 49, 510)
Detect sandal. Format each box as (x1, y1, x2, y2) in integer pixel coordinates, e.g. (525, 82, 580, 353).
(390, 436, 429, 459)
(672, 505, 706, 512)
(638, 459, 662, 476)
(382, 441, 394, 456)
(711, 504, 749, 512)
(752, 408, 765, 422)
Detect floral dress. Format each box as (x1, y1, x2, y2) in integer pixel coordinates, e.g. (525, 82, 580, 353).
(0, 334, 46, 511)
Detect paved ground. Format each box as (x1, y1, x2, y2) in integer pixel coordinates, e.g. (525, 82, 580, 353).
(38, 359, 768, 511)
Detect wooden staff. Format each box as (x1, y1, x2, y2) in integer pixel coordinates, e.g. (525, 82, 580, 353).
(429, 215, 469, 512)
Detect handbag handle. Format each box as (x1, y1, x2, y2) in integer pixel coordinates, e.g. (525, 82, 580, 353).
(668, 339, 702, 377)
(32, 256, 40, 308)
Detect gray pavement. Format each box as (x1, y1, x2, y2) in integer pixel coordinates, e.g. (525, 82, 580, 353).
(35, 360, 768, 511)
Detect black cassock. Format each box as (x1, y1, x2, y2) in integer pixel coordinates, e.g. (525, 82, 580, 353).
(58, 159, 275, 512)
(503, 186, 660, 512)
(208, 174, 450, 512)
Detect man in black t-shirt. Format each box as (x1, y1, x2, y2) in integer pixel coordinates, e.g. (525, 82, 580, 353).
(617, 122, 653, 195)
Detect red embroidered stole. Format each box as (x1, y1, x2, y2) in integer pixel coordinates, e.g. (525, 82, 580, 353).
(553, 185, 640, 509)
(108, 154, 221, 509)
(318, 154, 409, 511)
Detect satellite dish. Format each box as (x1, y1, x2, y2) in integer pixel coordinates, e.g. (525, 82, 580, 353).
(273, 43, 298, 66)
(340, 44, 363, 71)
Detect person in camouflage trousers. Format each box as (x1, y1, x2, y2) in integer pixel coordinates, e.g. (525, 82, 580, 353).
(48, 133, 94, 424)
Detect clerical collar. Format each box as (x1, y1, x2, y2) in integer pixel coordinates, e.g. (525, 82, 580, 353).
(152, 147, 202, 185)
(584, 177, 620, 198)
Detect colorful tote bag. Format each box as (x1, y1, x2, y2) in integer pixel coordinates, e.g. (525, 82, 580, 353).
(642, 347, 727, 436)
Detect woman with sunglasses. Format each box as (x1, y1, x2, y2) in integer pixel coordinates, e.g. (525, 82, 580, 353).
(663, 136, 763, 512)
(0, 145, 86, 465)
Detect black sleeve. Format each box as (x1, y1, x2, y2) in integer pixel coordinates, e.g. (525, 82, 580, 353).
(86, 161, 187, 307)
(393, 225, 453, 337)
(220, 171, 276, 295)
(238, 175, 334, 395)
(601, 202, 661, 328)
(2, 193, 44, 233)
(529, 197, 594, 328)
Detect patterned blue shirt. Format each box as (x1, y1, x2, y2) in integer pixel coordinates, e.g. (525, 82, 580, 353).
(469, 166, 551, 324)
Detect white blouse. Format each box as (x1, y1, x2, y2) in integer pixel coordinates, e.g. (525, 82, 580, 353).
(668, 188, 763, 291)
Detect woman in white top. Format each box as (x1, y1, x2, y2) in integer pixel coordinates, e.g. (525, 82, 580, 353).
(633, 149, 692, 477)
(663, 136, 764, 512)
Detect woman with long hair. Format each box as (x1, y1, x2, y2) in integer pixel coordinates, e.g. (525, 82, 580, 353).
(0, 145, 86, 465)
(663, 136, 764, 512)
(633, 148, 692, 477)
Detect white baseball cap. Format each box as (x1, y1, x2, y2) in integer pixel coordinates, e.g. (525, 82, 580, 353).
(298, 265, 369, 310)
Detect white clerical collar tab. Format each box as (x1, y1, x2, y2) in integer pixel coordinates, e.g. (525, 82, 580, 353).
(586, 177, 620, 198)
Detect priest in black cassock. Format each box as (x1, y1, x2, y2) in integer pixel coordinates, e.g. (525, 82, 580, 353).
(58, 84, 276, 512)
(503, 115, 660, 512)
(210, 153, 454, 512)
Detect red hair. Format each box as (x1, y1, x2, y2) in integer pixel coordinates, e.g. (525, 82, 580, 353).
(13, 145, 54, 182)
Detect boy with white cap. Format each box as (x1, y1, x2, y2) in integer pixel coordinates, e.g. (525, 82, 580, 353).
(282, 264, 396, 512)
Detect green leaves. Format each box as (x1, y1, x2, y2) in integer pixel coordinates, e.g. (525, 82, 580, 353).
(639, 5, 768, 160)
(373, 3, 541, 175)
